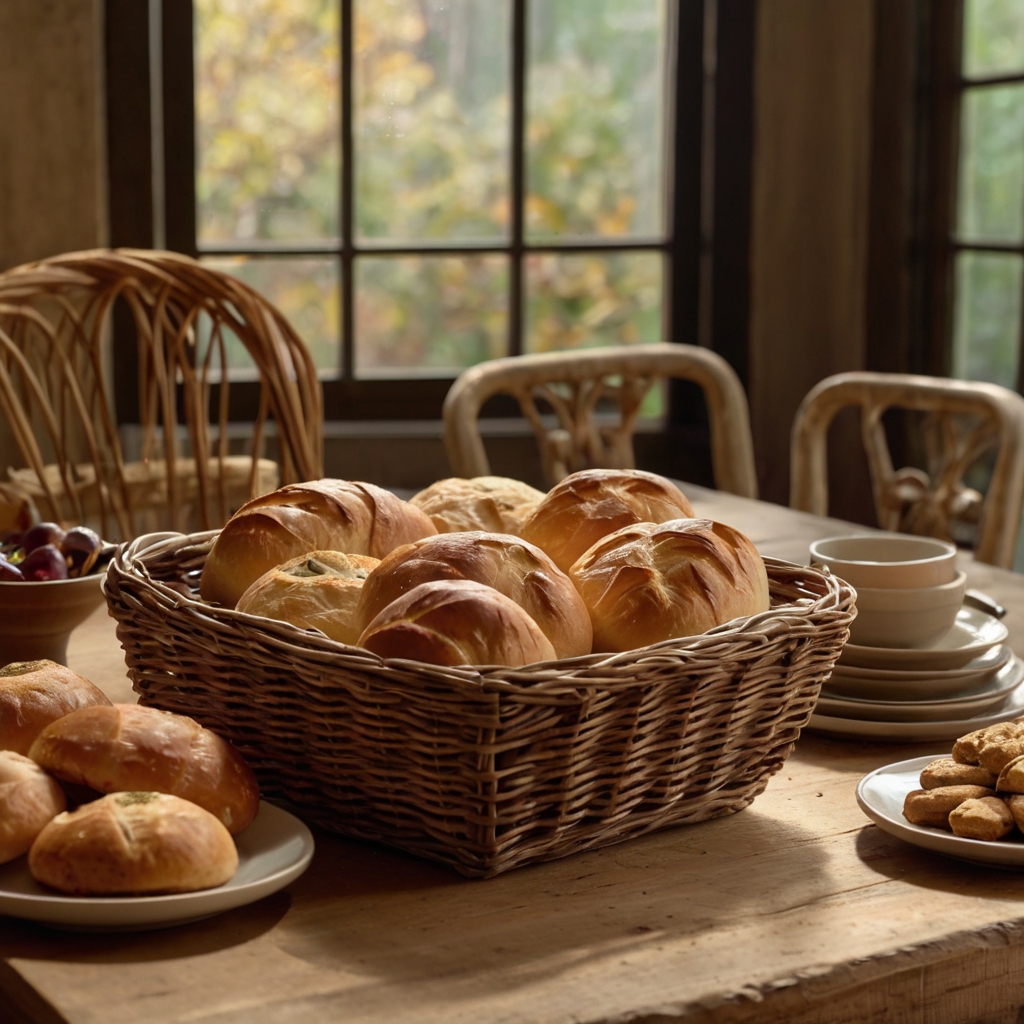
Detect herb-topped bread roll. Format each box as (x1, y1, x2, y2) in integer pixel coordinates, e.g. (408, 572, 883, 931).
(199, 479, 437, 608)
(29, 792, 238, 895)
(569, 518, 770, 652)
(409, 476, 545, 535)
(519, 468, 696, 575)
(237, 550, 380, 646)
(358, 579, 557, 667)
(0, 660, 112, 755)
(29, 704, 260, 835)
(355, 532, 592, 659)
(0, 750, 67, 865)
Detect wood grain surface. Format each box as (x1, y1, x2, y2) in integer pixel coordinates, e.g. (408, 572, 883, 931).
(5, 485, 1024, 1024)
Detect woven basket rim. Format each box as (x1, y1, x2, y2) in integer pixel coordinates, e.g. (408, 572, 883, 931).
(105, 529, 856, 692)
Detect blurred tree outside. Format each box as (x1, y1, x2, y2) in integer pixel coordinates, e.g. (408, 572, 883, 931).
(195, 0, 669, 377)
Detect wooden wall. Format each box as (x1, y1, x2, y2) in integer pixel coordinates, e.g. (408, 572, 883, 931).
(747, 0, 878, 507)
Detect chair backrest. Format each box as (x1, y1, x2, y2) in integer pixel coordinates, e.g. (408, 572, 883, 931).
(790, 371, 1024, 568)
(0, 248, 323, 539)
(443, 343, 758, 497)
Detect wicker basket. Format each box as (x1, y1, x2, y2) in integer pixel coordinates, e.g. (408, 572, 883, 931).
(104, 531, 856, 878)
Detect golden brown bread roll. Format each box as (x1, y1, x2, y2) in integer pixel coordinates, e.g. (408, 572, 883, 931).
(919, 757, 997, 790)
(569, 518, 770, 653)
(409, 476, 545, 535)
(237, 550, 380, 646)
(29, 704, 260, 835)
(199, 479, 437, 608)
(519, 468, 696, 575)
(358, 579, 557, 667)
(0, 660, 112, 755)
(355, 532, 592, 659)
(0, 750, 67, 865)
(29, 792, 238, 894)
(953, 720, 1024, 772)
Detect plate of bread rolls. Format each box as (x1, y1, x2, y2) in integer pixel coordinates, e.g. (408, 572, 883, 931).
(103, 469, 855, 877)
(857, 719, 1024, 867)
(0, 660, 313, 929)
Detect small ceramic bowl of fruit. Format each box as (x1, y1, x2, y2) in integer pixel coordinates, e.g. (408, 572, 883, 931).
(0, 522, 115, 666)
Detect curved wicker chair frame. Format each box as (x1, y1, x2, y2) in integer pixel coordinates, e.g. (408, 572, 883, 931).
(443, 343, 758, 496)
(0, 249, 323, 539)
(790, 371, 1024, 568)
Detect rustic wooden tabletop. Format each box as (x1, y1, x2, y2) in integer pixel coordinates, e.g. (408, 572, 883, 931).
(5, 485, 1024, 1024)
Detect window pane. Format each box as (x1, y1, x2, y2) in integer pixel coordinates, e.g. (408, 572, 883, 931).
(354, 0, 511, 243)
(355, 256, 508, 375)
(957, 84, 1024, 244)
(963, 0, 1024, 79)
(952, 250, 1022, 389)
(202, 256, 341, 374)
(525, 252, 663, 352)
(195, 0, 340, 244)
(526, 0, 667, 242)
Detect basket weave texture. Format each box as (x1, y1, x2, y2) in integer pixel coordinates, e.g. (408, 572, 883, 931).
(105, 531, 856, 878)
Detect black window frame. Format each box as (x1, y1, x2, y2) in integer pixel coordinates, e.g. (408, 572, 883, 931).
(105, 0, 754, 426)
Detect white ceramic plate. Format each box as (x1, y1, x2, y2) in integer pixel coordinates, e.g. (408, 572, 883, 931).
(856, 754, 1024, 867)
(806, 672, 1024, 742)
(826, 644, 1012, 701)
(0, 801, 314, 930)
(817, 656, 1024, 722)
(840, 607, 1009, 671)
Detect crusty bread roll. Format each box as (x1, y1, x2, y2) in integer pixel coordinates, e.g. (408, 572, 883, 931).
(569, 518, 770, 652)
(358, 579, 557, 667)
(0, 660, 112, 755)
(200, 479, 437, 608)
(29, 791, 238, 894)
(409, 476, 545, 535)
(519, 468, 696, 574)
(29, 704, 260, 835)
(237, 550, 380, 646)
(355, 532, 591, 659)
(0, 750, 67, 865)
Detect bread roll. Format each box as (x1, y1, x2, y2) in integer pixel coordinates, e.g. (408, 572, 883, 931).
(237, 550, 380, 646)
(0, 660, 112, 755)
(355, 532, 592, 659)
(358, 579, 557, 667)
(29, 792, 238, 894)
(409, 476, 545, 535)
(29, 704, 260, 835)
(0, 750, 66, 865)
(569, 518, 770, 652)
(199, 479, 437, 608)
(519, 468, 696, 574)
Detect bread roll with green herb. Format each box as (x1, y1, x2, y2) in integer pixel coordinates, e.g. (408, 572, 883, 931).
(237, 550, 380, 646)
(29, 792, 238, 895)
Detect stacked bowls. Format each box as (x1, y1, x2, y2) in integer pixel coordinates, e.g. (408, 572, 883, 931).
(806, 534, 1018, 741)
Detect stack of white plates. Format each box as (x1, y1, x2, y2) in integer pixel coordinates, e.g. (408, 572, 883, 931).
(807, 607, 1021, 741)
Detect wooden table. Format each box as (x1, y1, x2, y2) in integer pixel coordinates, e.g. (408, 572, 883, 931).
(6, 486, 1024, 1024)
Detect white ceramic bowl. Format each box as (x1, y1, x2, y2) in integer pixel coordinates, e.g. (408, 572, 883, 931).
(849, 571, 967, 649)
(0, 573, 105, 666)
(809, 534, 957, 589)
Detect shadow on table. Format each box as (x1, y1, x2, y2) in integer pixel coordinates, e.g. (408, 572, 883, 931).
(855, 824, 1024, 898)
(0, 891, 290, 964)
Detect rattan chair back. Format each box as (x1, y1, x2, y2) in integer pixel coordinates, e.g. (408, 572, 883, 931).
(0, 249, 323, 539)
(442, 343, 758, 496)
(790, 371, 1024, 568)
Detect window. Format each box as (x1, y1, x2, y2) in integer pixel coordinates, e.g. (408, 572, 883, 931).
(106, 1, 748, 424)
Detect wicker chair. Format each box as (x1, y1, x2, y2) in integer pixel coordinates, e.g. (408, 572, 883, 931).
(442, 343, 758, 496)
(790, 371, 1024, 568)
(0, 249, 323, 540)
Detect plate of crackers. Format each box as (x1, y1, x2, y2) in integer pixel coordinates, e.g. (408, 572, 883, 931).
(857, 719, 1024, 867)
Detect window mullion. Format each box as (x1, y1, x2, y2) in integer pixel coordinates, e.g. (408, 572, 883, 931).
(509, 0, 527, 358)
(341, 0, 355, 382)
